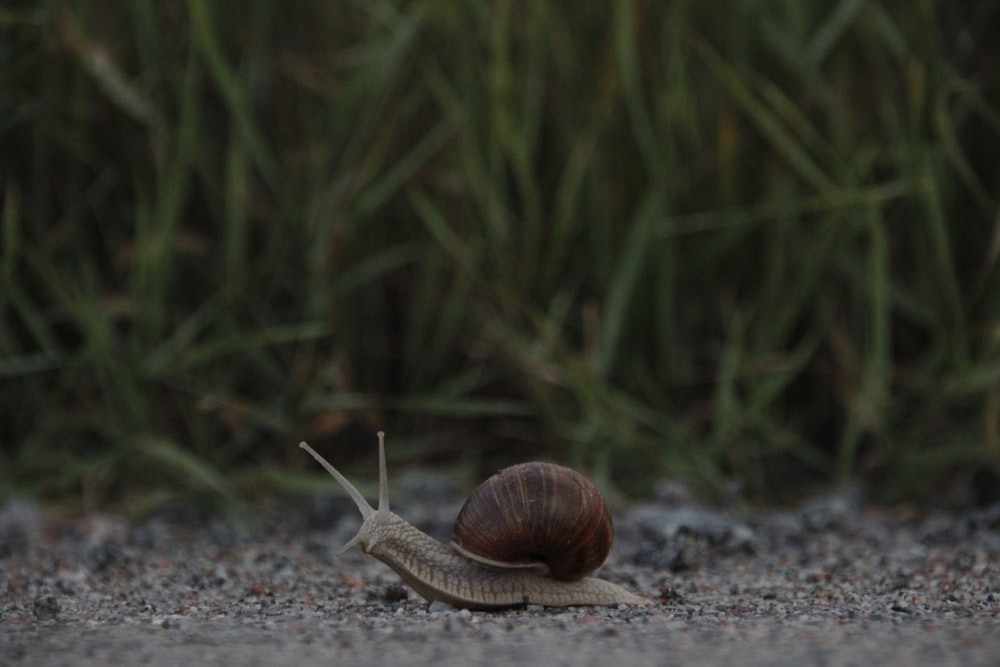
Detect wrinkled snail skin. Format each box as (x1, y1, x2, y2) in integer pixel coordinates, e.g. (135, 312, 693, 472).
(355, 509, 648, 609)
(299, 433, 651, 610)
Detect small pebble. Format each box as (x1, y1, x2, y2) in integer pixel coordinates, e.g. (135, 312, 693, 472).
(32, 596, 60, 621)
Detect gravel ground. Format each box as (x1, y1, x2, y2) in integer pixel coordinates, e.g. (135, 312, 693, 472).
(2, 482, 999, 667)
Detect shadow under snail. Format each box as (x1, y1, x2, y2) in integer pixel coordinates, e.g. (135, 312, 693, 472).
(299, 432, 650, 610)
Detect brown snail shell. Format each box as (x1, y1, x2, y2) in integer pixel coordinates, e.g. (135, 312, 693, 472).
(450, 462, 614, 582)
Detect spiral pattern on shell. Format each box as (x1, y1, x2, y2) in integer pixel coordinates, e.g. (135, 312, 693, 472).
(450, 462, 614, 582)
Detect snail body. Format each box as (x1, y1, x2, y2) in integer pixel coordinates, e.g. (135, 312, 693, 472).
(299, 432, 649, 609)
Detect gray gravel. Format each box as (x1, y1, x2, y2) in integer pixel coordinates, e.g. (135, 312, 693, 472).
(2, 487, 999, 667)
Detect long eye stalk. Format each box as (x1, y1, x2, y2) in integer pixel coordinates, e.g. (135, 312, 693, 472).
(299, 440, 376, 520)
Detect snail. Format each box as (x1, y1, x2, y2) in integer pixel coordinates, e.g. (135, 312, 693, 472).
(299, 432, 650, 609)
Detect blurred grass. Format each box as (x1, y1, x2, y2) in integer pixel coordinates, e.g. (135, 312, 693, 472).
(1, 1, 998, 509)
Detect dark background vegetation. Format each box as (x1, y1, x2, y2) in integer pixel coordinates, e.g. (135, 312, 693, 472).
(2, 1, 998, 511)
